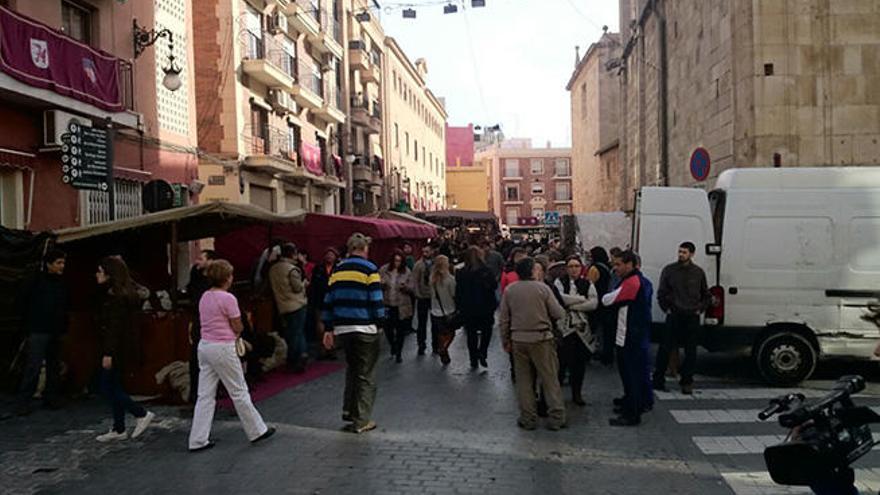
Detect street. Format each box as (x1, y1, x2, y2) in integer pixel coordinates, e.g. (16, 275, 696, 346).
(3, 335, 880, 495)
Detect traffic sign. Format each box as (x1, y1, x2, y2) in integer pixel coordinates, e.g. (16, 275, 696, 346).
(544, 211, 561, 226)
(60, 120, 111, 190)
(690, 147, 711, 182)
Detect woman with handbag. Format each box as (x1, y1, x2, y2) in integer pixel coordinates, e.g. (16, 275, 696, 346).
(430, 255, 458, 366)
(455, 246, 498, 370)
(554, 255, 599, 406)
(94, 256, 155, 442)
(189, 259, 275, 452)
(379, 250, 413, 363)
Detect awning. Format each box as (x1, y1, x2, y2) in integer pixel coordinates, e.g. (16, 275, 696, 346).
(114, 166, 152, 182)
(54, 201, 307, 244)
(373, 210, 442, 229)
(0, 149, 34, 170)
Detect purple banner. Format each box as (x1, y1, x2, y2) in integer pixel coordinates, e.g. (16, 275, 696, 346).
(0, 7, 123, 111)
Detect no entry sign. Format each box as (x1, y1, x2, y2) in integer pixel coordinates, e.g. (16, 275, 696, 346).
(690, 147, 711, 182)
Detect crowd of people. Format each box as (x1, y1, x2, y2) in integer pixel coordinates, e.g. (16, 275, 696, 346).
(13, 229, 713, 448)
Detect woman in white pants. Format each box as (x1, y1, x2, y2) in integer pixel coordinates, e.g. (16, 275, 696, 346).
(189, 260, 275, 452)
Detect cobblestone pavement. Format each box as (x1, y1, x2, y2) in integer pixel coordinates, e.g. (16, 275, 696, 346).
(2, 337, 880, 495)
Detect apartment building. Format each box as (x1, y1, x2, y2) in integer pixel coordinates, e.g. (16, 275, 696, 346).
(345, 0, 385, 215)
(0, 0, 199, 231)
(479, 141, 573, 228)
(382, 37, 447, 212)
(195, 0, 346, 214)
(445, 123, 489, 211)
(566, 32, 622, 213)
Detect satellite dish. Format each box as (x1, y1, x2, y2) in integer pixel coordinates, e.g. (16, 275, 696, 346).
(143, 180, 174, 212)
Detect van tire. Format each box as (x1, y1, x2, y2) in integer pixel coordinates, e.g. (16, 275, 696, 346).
(755, 331, 817, 386)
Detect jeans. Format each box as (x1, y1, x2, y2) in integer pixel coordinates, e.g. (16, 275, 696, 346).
(340, 332, 380, 428)
(18, 333, 62, 405)
(464, 320, 493, 364)
(653, 312, 700, 386)
(617, 339, 652, 420)
(384, 306, 410, 357)
(513, 339, 565, 427)
(559, 333, 588, 397)
(282, 307, 308, 366)
(100, 367, 146, 433)
(415, 298, 431, 351)
(189, 341, 268, 449)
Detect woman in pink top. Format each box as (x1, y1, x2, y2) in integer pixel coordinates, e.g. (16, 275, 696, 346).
(188, 260, 275, 452)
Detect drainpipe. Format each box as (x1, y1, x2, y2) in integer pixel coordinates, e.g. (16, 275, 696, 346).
(341, 6, 354, 214)
(655, 0, 670, 186)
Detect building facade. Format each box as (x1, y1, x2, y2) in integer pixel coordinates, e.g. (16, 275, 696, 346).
(617, 0, 880, 209)
(345, 0, 385, 215)
(479, 141, 572, 229)
(444, 123, 487, 211)
(0, 0, 199, 231)
(194, 0, 345, 215)
(382, 37, 447, 212)
(566, 32, 622, 213)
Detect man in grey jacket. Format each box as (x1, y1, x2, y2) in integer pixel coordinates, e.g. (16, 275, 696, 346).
(652, 241, 710, 395)
(500, 257, 566, 431)
(269, 243, 308, 372)
(410, 244, 435, 355)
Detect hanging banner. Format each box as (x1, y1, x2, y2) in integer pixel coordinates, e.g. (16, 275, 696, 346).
(300, 141, 323, 176)
(0, 6, 123, 111)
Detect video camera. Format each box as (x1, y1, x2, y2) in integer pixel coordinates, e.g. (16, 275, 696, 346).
(758, 375, 880, 486)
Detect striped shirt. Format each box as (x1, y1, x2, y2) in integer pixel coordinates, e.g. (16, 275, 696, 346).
(322, 255, 385, 334)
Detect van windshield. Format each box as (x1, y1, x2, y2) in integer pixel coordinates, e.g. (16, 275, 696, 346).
(708, 189, 726, 244)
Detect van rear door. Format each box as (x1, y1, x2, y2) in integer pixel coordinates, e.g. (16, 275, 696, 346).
(635, 187, 717, 323)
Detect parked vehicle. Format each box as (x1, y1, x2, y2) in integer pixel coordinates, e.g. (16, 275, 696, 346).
(635, 167, 880, 385)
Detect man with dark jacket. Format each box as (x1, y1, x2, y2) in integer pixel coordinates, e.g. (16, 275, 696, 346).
(410, 244, 435, 355)
(602, 250, 654, 426)
(455, 246, 498, 369)
(16, 249, 69, 415)
(652, 241, 710, 395)
(322, 233, 385, 434)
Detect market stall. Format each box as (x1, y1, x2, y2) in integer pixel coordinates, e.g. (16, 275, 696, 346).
(416, 209, 499, 244)
(52, 202, 306, 397)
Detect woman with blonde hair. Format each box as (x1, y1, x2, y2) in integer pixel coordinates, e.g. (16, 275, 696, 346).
(189, 259, 274, 452)
(430, 255, 457, 365)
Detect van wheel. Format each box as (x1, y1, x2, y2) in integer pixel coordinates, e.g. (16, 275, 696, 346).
(755, 332, 817, 386)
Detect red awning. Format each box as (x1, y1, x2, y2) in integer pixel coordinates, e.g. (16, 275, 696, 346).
(0, 149, 34, 170)
(113, 166, 152, 182)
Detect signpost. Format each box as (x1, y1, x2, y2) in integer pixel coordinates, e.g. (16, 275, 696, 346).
(544, 211, 561, 227)
(60, 120, 115, 218)
(690, 147, 711, 182)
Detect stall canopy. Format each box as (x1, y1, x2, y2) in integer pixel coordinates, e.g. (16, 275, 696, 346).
(54, 202, 306, 244)
(372, 210, 442, 229)
(216, 212, 438, 276)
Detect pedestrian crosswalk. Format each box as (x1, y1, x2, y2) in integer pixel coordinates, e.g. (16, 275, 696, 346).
(658, 385, 880, 495)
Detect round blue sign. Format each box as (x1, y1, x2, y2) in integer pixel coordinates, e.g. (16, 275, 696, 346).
(690, 147, 711, 182)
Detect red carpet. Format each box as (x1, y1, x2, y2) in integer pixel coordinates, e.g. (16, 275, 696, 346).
(218, 361, 344, 410)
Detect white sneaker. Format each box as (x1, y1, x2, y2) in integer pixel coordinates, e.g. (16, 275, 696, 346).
(131, 411, 155, 439)
(96, 429, 128, 443)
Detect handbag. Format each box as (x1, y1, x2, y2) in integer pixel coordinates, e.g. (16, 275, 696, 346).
(434, 283, 462, 331)
(235, 337, 248, 358)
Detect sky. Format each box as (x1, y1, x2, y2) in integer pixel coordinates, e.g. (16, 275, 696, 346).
(379, 0, 620, 147)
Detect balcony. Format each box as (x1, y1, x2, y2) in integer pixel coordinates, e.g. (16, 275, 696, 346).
(349, 97, 381, 134)
(313, 89, 345, 124)
(287, 0, 321, 40)
(352, 163, 372, 183)
(291, 65, 323, 110)
(241, 124, 305, 177)
(349, 41, 369, 71)
(0, 7, 138, 127)
(553, 196, 573, 203)
(502, 174, 523, 181)
(241, 32, 295, 90)
(316, 12, 343, 60)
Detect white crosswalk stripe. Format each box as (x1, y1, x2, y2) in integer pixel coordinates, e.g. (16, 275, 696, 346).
(657, 388, 834, 401)
(722, 470, 880, 495)
(671, 407, 880, 424)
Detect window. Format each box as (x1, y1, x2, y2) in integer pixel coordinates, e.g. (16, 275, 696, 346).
(249, 184, 276, 212)
(557, 205, 571, 215)
(580, 83, 587, 119)
(422, 146, 426, 166)
(394, 123, 399, 148)
(405, 132, 410, 155)
(555, 182, 572, 201)
(287, 123, 302, 162)
(243, 6, 263, 59)
(62, 1, 93, 44)
(414, 140, 418, 161)
(531, 182, 544, 195)
(80, 179, 143, 226)
(504, 159, 520, 178)
(505, 185, 519, 201)
(530, 159, 544, 175)
(505, 207, 519, 226)
(0, 169, 24, 229)
(555, 159, 570, 177)
(532, 208, 544, 219)
(282, 37, 297, 78)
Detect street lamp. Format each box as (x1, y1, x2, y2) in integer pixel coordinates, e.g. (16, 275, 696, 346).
(133, 20, 183, 92)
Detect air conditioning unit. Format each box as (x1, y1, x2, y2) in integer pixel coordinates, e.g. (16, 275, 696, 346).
(270, 12, 288, 34)
(268, 89, 296, 115)
(43, 110, 92, 147)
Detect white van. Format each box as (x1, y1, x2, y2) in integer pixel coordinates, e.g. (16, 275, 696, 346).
(634, 167, 880, 385)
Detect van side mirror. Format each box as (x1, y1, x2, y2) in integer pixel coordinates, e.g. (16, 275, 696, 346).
(706, 244, 722, 255)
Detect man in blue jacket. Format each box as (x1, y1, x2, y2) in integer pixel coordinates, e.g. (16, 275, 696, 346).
(322, 233, 385, 434)
(602, 250, 654, 426)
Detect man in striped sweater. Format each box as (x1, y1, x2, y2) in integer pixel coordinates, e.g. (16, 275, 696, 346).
(322, 233, 386, 434)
